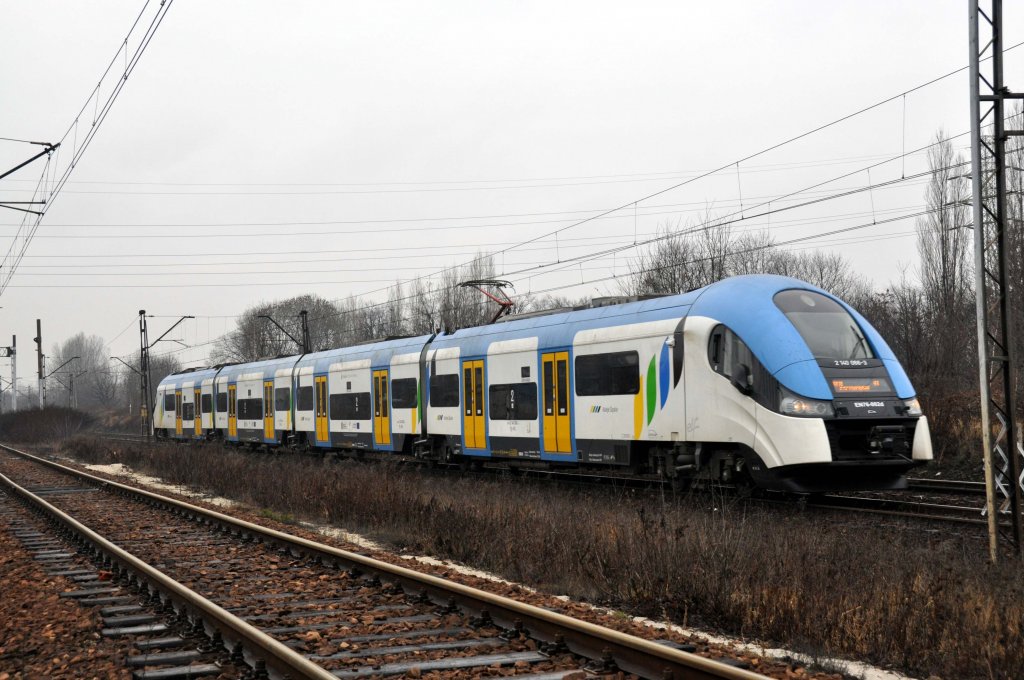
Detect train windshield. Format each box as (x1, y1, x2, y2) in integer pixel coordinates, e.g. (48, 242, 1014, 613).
(774, 290, 874, 360)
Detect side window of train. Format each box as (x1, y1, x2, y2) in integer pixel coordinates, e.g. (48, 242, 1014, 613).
(391, 378, 418, 409)
(708, 325, 754, 392)
(296, 385, 314, 411)
(428, 374, 460, 408)
(274, 388, 291, 412)
(575, 351, 640, 396)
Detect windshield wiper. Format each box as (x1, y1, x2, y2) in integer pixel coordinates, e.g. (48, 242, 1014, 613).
(849, 325, 868, 359)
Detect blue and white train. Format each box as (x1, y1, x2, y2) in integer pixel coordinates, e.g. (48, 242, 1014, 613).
(154, 275, 932, 493)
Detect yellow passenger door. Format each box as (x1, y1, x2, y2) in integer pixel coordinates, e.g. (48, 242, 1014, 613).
(373, 369, 391, 446)
(228, 385, 237, 438)
(263, 380, 275, 440)
(315, 376, 329, 443)
(194, 388, 202, 437)
(542, 352, 572, 453)
(174, 390, 182, 436)
(461, 359, 486, 449)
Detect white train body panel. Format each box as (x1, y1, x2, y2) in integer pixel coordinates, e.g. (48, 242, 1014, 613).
(389, 352, 421, 436)
(683, 316, 756, 449)
(328, 359, 371, 436)
(201, 378, 215, 431)
(181, 379, 197, 432)
(912, 417, 933, 461)
(295, 367, 314, 434)
(573, 319, 682, 444)
(426, 347, 461, 437)
(214, 376, 228, 430)
(485, 338, 539, 442)
(753, 406, 831, 468)
(236, 371, 266, 433)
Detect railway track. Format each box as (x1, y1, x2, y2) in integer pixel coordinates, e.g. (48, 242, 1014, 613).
(906, 477, 986, 495)
(0, 443, 768, 680)
(805, 493, 993, 525)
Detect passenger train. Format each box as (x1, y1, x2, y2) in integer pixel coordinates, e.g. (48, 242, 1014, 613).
(154, 275, 932, 493)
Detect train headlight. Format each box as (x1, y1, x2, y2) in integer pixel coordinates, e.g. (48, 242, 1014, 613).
(903, 397, 922, 417)
(779, 388, 834, 418)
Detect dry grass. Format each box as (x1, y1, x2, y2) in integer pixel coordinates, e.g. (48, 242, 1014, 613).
(64, 437, 1024, 679)
(0, 407, 93, 443)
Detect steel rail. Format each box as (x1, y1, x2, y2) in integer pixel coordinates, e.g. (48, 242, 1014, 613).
(0, 466, 337, 680)
(1, 443, 767, 680)
(807, 493, 1003, 527)
(906, 477, 987, 495)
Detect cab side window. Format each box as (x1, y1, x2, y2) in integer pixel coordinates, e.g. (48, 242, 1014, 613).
(708, 325, 752, 379)
(708, 325, 778, 407)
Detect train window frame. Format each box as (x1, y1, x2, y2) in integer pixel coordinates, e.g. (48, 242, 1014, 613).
(391, 378, 418, 409)
(201, 394, 212, 414)
(574, 351, 640, 396)
(163, 394, 175, 412)
(296, 385, 314, 411)
(182, 402, 195, 421)
(707, 325, 753, 379)
(330, 392, 371, 421)
(428, 373, 460, 408)
(237, 398, 263, 421)
(706, 324, 780, 407)
(488, 382, 539, 421)
(216, 392, 227, 413)
(274, 387, 291, 412)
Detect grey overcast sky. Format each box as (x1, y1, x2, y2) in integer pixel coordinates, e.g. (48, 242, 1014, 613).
(1, 1, 1021, 383)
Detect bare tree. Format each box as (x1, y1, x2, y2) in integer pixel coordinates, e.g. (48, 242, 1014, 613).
(626, 215, 868, 300)
(49, 333, 109, 409)
(916, 132, 973, 317)
(437, 254, 498, 332)
(213, 294, 342, 362)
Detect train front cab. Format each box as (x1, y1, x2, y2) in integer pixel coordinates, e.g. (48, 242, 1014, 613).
(685, 281, 933, 493)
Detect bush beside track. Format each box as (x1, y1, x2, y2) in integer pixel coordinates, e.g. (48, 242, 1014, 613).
(0, 407, 93, 443)
(63, 436, 1023, 680)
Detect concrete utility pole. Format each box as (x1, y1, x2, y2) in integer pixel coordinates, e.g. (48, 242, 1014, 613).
(33, 319, 42, 409)
(969, 0, 1024, 560)
(11, 336, 16, 412)
(139, 310, 149, 436)
(300, 310, 312, 354)
(0, 336, 15, 412)
(139, 311, 193, 437)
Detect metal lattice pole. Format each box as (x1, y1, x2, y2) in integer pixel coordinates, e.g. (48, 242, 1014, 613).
(969, 0, 1024, 560)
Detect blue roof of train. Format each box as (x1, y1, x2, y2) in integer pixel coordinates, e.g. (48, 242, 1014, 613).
(155, 275, 913, 400)
(431, 274, 912, 399)
(295, 334, 434, 373)
(156, 366, 219, 389)
(687, 275, 912, 399)
(216, 355, 301, 381)
(429, 293, 696, 355)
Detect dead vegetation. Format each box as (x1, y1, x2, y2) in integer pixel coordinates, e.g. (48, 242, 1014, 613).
(64, 436, 1024, 679)
(0, 407, 93, 443)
